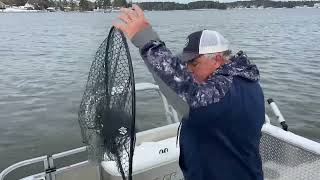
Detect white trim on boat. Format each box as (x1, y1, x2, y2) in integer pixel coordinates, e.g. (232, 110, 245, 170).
(262, 124, 320, 155)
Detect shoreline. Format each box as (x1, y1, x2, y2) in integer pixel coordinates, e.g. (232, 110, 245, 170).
(1, 6, 319, 13)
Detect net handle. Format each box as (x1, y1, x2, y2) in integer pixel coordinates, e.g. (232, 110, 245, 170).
(104, 26, 136, 180)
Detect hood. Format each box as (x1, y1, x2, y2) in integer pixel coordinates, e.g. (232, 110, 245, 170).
(198, 52, 260, 106)
(216, 53, 260, 82)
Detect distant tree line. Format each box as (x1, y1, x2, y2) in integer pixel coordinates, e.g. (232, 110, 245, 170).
(1, 0, 319, 11)
(1, 0, 28, 6)
(227, 0, 320, 8)
(137, 0, 320, 11)
(1, 0, 70, 9)
(95, 0, 111, 9)
(188, 1, 227, 10)
(137, 1, 227, 11)
(1, 0, 128, 11)
(137, 2, 187, 11)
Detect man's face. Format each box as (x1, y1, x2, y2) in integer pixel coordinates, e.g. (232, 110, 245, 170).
(187, 54, 223, 83)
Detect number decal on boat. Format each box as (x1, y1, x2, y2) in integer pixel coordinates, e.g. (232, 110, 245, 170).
(159, 148, 169, 154)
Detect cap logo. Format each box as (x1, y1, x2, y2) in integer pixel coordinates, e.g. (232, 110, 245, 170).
(184, 38, 189, 48)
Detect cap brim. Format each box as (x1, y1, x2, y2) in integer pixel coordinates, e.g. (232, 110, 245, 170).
(177, 52, 200, 63)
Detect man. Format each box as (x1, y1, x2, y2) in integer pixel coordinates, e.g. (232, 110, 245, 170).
(115, 5, 265, 180)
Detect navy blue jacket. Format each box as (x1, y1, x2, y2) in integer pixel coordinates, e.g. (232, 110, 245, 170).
(179, 76, 264, 180)
(131, 27, 265, 180)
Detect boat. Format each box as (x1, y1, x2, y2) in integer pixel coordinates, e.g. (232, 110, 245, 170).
(46, 7, 56, 12)
(1, 82, 320, 180)
(93, 6, 120, 13)
(111, 7, 121, 12)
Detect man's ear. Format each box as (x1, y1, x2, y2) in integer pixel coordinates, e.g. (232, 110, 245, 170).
(211, 54, 222, 67)
(215, 54, 223, 64)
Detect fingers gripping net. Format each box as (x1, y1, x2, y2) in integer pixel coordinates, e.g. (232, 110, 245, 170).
(78, 27, 135, 179)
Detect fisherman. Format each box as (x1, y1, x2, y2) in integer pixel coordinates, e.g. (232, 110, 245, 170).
(115, 4, 265, 180)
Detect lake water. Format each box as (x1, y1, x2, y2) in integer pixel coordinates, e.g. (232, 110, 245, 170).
(0, 8, 320, 178)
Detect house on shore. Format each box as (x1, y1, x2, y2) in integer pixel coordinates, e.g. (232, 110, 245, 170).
(64, 6, 71, 12)
(24, 1, 35, 10)
(23, 0, 43, 10)
(46, 7, 56, 12)
(0, 1, 6, 9)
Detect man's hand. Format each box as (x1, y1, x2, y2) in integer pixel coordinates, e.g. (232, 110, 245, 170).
(114, 4, 150, 39)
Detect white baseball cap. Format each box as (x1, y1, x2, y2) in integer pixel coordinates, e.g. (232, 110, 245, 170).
(178, 30, 229, 63)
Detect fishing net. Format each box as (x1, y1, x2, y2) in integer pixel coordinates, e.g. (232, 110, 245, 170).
(260, 132, 320, 180)
(78, 26, 135, 180)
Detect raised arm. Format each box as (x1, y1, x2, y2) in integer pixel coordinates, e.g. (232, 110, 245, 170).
(114, 5, 229, 108)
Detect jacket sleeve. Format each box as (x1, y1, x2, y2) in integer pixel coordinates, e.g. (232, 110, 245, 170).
(131, 27, 230, 108)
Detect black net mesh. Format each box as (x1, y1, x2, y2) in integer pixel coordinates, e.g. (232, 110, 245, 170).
(78, 27, 135, 180)
(260, 133, 320, 180)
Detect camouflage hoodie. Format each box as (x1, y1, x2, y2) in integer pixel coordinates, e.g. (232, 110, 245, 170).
(132, 27, 260, 109)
